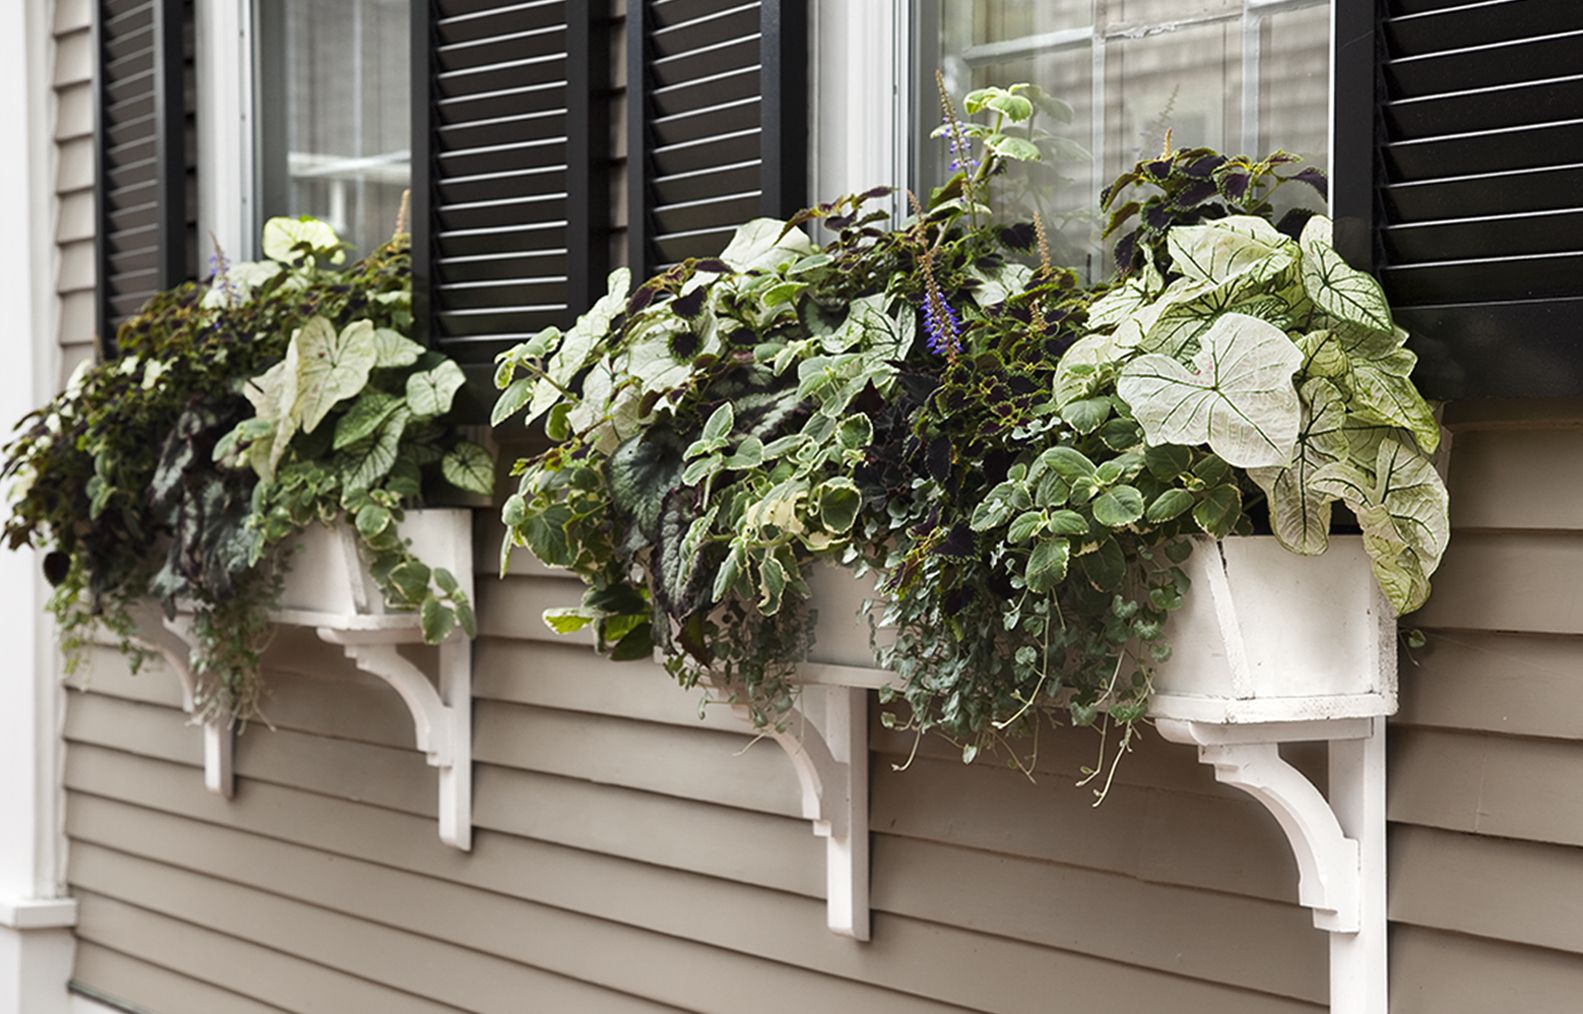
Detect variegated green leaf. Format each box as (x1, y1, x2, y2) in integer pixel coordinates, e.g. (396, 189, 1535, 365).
(292, 317, 378, 434)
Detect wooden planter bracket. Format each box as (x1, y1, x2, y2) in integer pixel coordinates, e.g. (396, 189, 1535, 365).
(1155, 716, 1388, 1014)
(717, 682, 871, 941)
(135, 608, 474, 852)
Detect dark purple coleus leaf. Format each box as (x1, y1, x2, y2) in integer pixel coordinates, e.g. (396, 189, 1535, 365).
(827, 214, 855, 230)
(1144, 203, 1173, 231)
(999, 222, 1037, 250)
(1173, 179, 1218, 208)
(932, 523, 975, 558)
(1185, 154, 1226, 178)
(1218, 171, 1252, 201)
(694, 258, 730, 273)
(671, 287, 706, 319)
(1144, 159, 1173, 181)
(926, 435, 954, 484)
(626, 287, 658, 316)
(1292, 166, 1328, 200)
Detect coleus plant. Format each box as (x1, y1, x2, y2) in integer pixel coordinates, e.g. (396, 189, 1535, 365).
(3, 215, 491, 721)
(491, 82, 1447, 780)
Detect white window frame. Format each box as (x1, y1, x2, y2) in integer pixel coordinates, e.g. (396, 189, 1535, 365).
(813, 0, 1331, 217)
(196, 0, 259, 261)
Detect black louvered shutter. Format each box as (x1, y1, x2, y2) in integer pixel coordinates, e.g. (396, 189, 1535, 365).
(413, 0, 610, 403)
(627, 0, 807, 275)
(94, 0, 196, 346)
(1334, 0, 1583, 398)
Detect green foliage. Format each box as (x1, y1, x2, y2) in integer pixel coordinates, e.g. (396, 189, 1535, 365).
(4, 216, 489, 720)
(491, 83, 1447, 783)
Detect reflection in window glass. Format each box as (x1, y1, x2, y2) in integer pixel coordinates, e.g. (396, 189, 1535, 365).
(917, 0, 1329, 276)
(255, 0, 411, 257)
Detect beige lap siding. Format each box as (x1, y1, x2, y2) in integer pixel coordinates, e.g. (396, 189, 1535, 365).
(46, 0, 1583, 1008)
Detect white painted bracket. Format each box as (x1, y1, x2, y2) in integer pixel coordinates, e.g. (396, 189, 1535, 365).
(132, 606, 473, 851)
(129, 607, 236, 800)
(717, 682, 870, 940)
(314, 626, 472, 851)
(1156, 716, 1387, 1014)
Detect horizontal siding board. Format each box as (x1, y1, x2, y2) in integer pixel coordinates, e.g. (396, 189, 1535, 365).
(474, 698, 805, 816)
(74, 892, 469, 1014)
(872, 752, 1306, 905)
(1389, 824, 1583, 956)
(65, 787, 1320, 1014)
(71, 941, 291, 1014)
(69, 808, 957, 1014)
(1414, 532, 1583, 633)
(1444, 426, 1583, 529)
(1391, 924, 1583, 1014)
(1398, 629, 1583, 740)
(871, 834, 1326, 1003)
(72, 848, 656, 1014)
(1389, 726, 1583, 846)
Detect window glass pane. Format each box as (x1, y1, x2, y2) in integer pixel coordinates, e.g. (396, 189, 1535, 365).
(255, 0, 411, 257)
(1102, 21, 1242, 182)
(915, 0, 1330, 276)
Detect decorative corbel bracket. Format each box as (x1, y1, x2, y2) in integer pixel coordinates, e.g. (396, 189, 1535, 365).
(136, 607, 473, 851)
(131, 608, 235, 799)
(717, 682, 870, 940)
(314, 626, 473, 851)
(1155, 716, 1387, 1014)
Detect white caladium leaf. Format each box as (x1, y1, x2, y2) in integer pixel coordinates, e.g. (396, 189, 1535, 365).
(1167, 215, 1296, 286)
(1310, 434, 1449, 614)
(1117, 312, 1303, 467)
(718, 218, 816, 273)
(1087, 276, 1158, 330)
(261, 216, 343, 265)
(292, 317, 378, 434)
(372, 327, 424, 368)
(339, 406, 411, 491)
(441, 441, 496, 496)
(1249, 378, 1349, 555)
(406, 359, 466, 418)
(1300, 215, 1395, 335)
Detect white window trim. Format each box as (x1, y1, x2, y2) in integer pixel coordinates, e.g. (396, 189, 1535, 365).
(196, 0, 259, 261)
(817, 0, 1330, 223)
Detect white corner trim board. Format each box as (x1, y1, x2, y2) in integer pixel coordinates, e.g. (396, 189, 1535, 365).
(132, 510, 476, 850)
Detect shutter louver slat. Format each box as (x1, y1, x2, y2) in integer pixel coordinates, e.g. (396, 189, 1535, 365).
(1334, 0, 1583, 397)
(415, 0, 609, 407)
(628, 0, 806, 276)
(94, 0, 196, 348)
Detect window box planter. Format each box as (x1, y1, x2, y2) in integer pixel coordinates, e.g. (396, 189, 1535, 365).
(801, 535, 1396, 724)
(131, 508, 477, 850)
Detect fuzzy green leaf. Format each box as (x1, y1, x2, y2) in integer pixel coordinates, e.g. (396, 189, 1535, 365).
(1025, 538, 1070, 594)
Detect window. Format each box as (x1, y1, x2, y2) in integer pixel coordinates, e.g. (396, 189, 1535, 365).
(912, 0, 1330, 275)
(253, 0, 412, 256)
